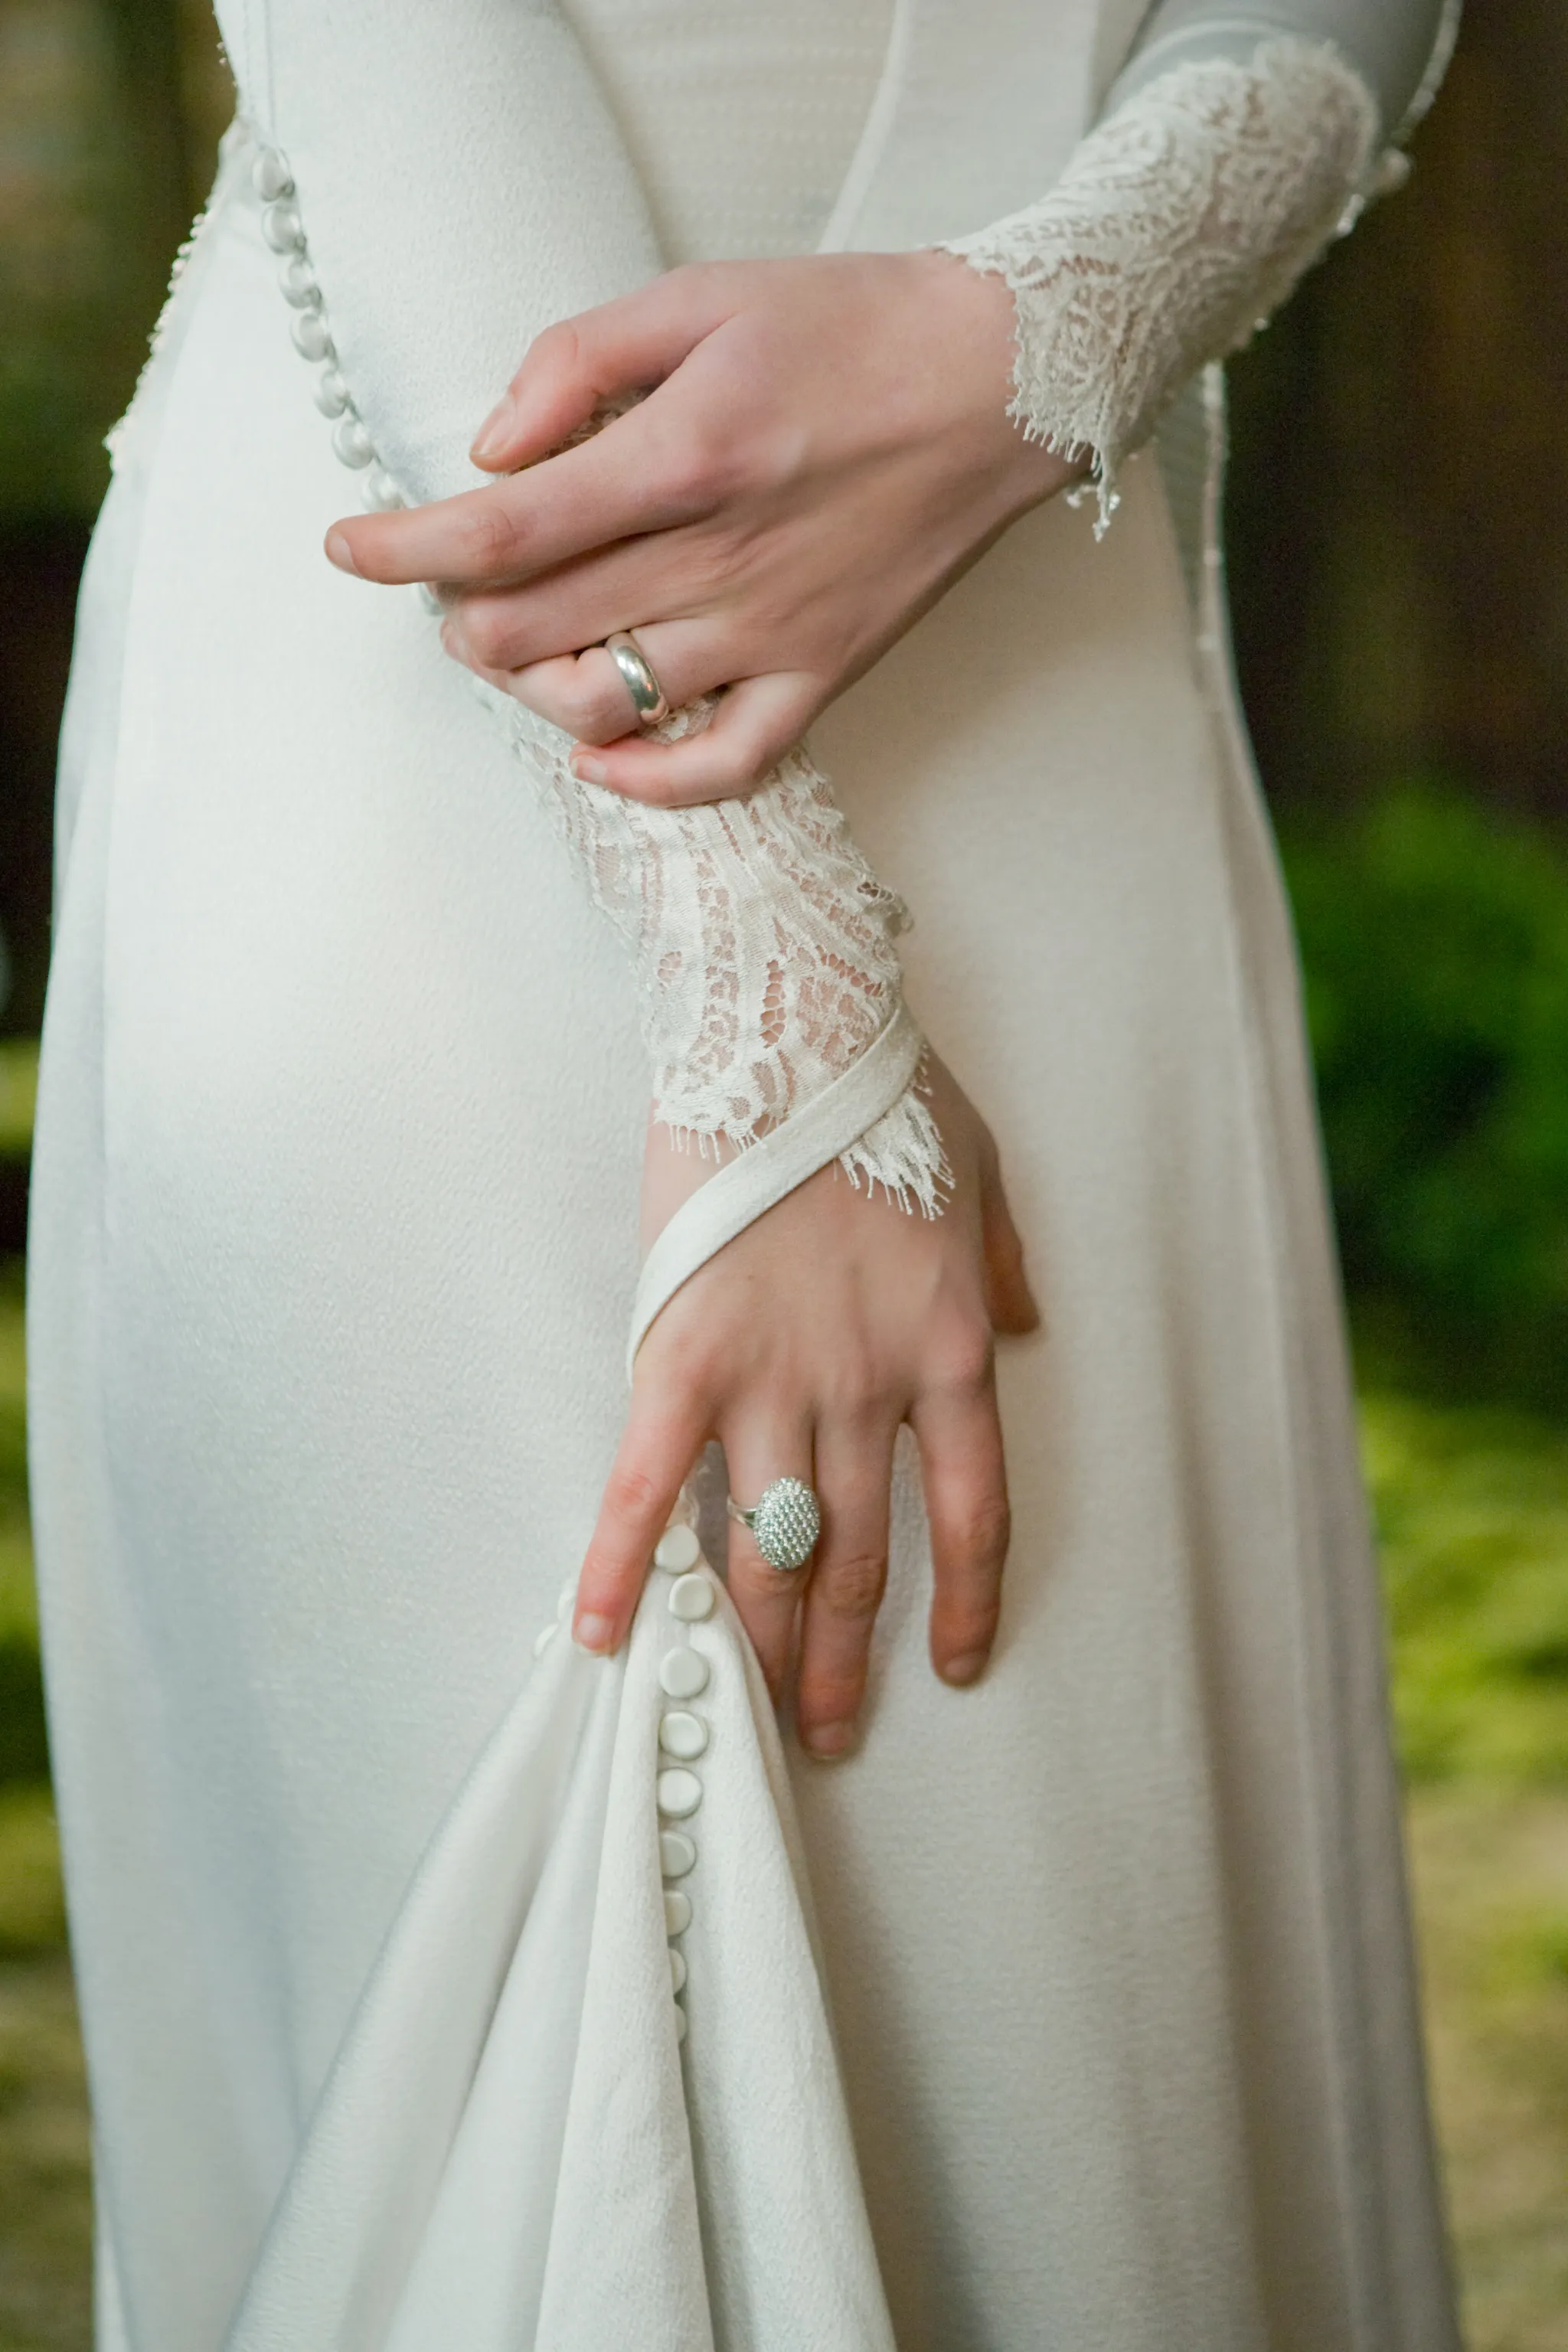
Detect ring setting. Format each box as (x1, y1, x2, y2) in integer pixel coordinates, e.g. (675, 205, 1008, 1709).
(603, 629, 670, 728)
(727, 1476, 822, 1574)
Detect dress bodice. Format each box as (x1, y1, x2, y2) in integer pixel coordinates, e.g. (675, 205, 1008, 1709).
(558, 0, 893, 263)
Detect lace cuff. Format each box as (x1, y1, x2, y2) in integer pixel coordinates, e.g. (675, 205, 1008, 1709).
(504, 692, 949, 1213)
(937, 38, 1378, 523)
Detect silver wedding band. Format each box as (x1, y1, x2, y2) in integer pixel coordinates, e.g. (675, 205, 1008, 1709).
(604, 629, 670, 728)
(727, 1476, 822, 1574)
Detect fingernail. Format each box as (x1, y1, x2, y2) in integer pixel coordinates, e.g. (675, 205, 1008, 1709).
(573, 1611, 616, 1654)
(324, 527, 360, 576)
(471, 396, 515, 463)
(942, 1651, 988, 1687)
(571, 753, 607, 785)
(803, 1720, 857, 1759)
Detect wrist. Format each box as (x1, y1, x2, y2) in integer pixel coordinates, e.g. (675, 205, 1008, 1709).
(914, 247, 1088, 511)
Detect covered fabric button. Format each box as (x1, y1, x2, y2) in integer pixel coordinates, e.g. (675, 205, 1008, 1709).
(361, 469, 404, 512)
(658, 1647, 709, 1700)
(653, 1524, 701, 1574)
(667, 1573, 714, 1622)
(656, 1767, 702, 1819)
(658, 1710, 708, 1762)
(658, 1830, 697, 1880)
(312, 368, 351, 419)
(332, 416, 375, 469)
(668, 1946, 688, 1994)
(291, 310, 334, 364)
(261, 201, 305, 253)
(663, 1888, 692, 1935)
(278, 256, 321, 309)
(252, 149, 294, 201)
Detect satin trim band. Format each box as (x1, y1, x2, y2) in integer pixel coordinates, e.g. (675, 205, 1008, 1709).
(626, 1001, 923, 1376)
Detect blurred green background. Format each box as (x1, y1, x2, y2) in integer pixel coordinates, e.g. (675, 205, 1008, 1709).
(2, 3, 1566, 2347)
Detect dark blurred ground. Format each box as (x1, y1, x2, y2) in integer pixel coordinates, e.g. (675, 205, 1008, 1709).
(1, 2, 1566, 2347)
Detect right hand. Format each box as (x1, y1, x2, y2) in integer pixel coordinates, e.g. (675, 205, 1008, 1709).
(329, 250, 1081, 806)
(571, 1057, 1040, 1758)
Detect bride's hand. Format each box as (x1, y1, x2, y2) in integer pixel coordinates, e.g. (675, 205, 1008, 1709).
(324, 253, 1080, 804)
(570, 1057, 1039, 1756)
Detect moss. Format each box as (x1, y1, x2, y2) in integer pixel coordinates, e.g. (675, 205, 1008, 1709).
(1408, 1792, 1568, 2350)
(1364, 1393, 1568, 1782)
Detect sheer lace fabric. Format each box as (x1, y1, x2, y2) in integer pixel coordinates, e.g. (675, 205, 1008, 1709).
(940, 38, 1378, 517)
(505, 693, 950, 1208)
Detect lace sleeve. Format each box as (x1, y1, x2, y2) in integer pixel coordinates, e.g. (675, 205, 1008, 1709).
(501, 688, 948, 1210)
(936, 38, 1380, 523)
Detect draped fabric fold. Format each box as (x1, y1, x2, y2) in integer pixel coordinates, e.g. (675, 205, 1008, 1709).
(223, 1544, 895, 2352)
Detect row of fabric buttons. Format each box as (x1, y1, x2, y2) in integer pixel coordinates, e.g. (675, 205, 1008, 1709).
(524, 1500, 714, 2051)
(251, 144, 414, 530)
(250, 137, 716, 2055)
(651, 1505, 715, 2050)
(532, 1580, 580, 1661)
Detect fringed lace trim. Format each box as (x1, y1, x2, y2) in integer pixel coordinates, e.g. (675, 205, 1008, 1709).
(938, 38, 1378, 530)
(505, 691, 949, 1215)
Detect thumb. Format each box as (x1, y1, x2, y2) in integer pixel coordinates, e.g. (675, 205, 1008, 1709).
(978, 1135, 1040, 1338)
(471, 269, 739, 471)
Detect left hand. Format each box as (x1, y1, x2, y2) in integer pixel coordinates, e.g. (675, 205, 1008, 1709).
(571, 1055, 1040, 1756)
(324, 253, 1081, 805)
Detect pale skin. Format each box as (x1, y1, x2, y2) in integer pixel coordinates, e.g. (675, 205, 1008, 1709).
(325, 249, 1080, 1755)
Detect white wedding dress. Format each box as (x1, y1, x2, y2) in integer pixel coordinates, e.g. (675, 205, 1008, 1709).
(29, 2, 1465, 2347)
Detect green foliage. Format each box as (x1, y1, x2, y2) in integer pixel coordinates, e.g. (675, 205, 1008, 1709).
(0, 345, 113, 526)
(0, 1786, 65, 1956)
(0, 1044, 38, 1165)
(1282, 782, 1568, 1405)
(1366, 1393, 1568, 1782)
(0, 1257, 45, 1787)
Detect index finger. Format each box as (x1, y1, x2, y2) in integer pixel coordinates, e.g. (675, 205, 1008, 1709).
(324, 398, 713, 591)
(573, 1390, 709, 1655)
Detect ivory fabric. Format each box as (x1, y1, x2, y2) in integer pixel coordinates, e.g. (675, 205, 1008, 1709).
(561, 0, 897, 265)
(29, 1, 1462, 2348)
